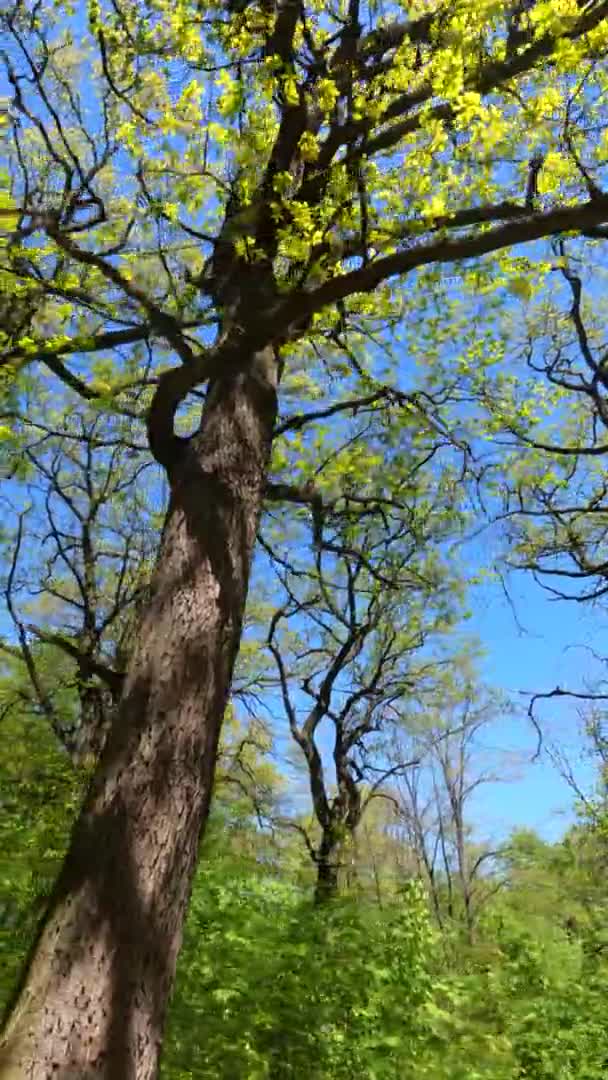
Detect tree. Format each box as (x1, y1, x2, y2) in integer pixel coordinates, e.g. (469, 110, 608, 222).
(543, 707, 608, 948)
(265, 417, 468, 902)
(461, 244, 608, 722)
(477, 253, 608, 607)
(394, 681, 511, 940)
(2, 0, 608, 1072)
(0, 398, 158, 762)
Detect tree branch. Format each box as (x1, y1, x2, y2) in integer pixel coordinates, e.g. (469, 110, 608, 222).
(24, 624, 125, 697)
(283, 196, 608, 323)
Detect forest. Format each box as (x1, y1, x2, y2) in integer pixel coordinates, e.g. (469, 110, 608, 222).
(1, 0, 608, 1076)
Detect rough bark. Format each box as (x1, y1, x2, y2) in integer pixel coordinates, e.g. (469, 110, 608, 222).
(310, 757, 363, 905)
(0, 350, 278, 1079)
(314, 832, 341, 905)
(313, 785, 361, 905)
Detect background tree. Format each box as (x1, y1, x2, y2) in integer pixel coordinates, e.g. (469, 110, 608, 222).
(0, 398, 158, 762)
(265, 418, 470, 902)
(393, 679, 511, 941)
(479, 254, 608, 607)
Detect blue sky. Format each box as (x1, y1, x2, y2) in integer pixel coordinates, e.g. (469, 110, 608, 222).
(465, 562, 602, 842)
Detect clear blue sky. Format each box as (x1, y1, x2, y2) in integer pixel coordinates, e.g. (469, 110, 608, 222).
(464, 557, 600, 843)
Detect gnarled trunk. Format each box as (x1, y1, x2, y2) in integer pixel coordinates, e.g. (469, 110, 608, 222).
(314, 830, 341, 905)
(0, 353, 278, 1079)
(313, 826, 360, 905)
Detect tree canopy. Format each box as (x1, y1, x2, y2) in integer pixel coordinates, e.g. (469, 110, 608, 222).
(2, 0, 608, 1075)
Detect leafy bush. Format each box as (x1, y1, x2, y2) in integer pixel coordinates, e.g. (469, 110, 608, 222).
(413, 916, 608, 1080)
(163, 872, 434, 1080)
(0, 703, 82, 1010)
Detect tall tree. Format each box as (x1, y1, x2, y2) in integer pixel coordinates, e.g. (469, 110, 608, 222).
(394, 681, 510, 939)
(265, 416, 468, 902)
(2, 0, 608, 1073)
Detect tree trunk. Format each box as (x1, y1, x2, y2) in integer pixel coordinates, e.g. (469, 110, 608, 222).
(314, 832, 340, 905)
(0, 351, 278, 1079)
(455, 829, 475, 945)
